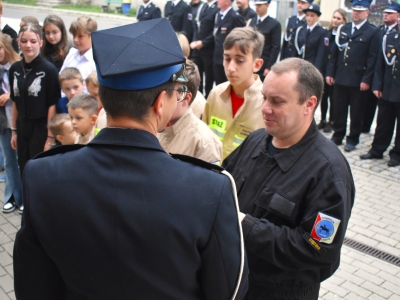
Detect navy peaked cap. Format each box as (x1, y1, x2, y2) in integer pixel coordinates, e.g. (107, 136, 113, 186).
(352, 0, 373, 10)
(385, 1, 400, 13)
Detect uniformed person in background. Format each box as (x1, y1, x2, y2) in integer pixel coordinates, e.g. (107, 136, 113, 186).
(223, 58, 355, 300)
(164, 0, 194, 41)
(213, 0, 245, 85)
(136, 0, 161, 21)
(326, 0, 381, 151)
(13, 19, 248, 300)
(280, 0, 313, 60)
(236, 0, 257, 24)
(247, 0, 281, 82)
(360, 1, 400, 167)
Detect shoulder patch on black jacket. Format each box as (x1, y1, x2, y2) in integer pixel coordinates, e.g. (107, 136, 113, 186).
(170, 153, 224, 173)
(34, 144, 86, 159)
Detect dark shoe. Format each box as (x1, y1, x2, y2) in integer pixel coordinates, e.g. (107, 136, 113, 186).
(360, 153, 382, 160)
(344, 144, 356, 152)
(317, 120, 326, 130)
(388, 159, 400, 167)
(331, 138, 342, 146)
(2, 202, 15, 213)
(323, 122, 333, 133)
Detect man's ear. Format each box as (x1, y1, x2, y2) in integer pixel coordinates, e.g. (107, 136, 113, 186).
(253, 58, 264, 73)
(56, 135, 63, 144)
(153, 90, 167, 117)
(304, 95, 317, 115)
(182, 92, 192, 107)
(91, 114, 98, 125)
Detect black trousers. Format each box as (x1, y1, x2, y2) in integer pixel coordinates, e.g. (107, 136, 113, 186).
(331, 84, 367, 145)
(16, 118, 47, 176)
(214, 63, 227, 85)
(194, 54, 214, 98)
(320, 83, 334, 122)
(369, 99, 400, 161)
(361, 89, 378, 133)
(245, 283, 320, 300)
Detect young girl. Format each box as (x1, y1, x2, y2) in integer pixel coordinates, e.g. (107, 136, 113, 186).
(0, 33, 23, 213)
(41, 15, 71, 71)
(9, 23, 60, 176)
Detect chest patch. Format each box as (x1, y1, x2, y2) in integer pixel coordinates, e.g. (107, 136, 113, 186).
(310, 212, 341, 244)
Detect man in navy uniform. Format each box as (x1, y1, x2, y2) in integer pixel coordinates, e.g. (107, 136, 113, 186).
(326, 0, 381, 151)
(13, 19, 248, 300)
(165, 0, 194, 41)
(213, 0, 245, 85)
(280, 0, 312, 60)
(248, 0, 281, 82)
(190, 0, 219, 97)
(136, 0, 161, 21)
(360, 1, 400, 167)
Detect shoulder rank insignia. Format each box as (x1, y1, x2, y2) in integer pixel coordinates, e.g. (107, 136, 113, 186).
(310, 212, 341, 244)
(170, 153, 223, 173)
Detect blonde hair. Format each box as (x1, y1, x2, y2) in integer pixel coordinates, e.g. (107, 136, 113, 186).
(48, 114, 71, 137)
(0, 33, 21, 64)
(176, 32, 190, 58)
(69, 16, 97, 36)
(328, 9, 348, 31)
(86, 71, 99, 88)
(59, 67, 83, 85)
(67, 94, 99, 116)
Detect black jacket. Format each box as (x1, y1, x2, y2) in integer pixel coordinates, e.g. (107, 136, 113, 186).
(237, 7, 256, 23)
(213, 8, 245, 65)
(164, 0, 194, 42)
(2, 24, 18, 53)
(281, 15, 306, 60)
(137, 2, 161, 21)
(14, 128, 248, 300)
(223, 122, 354, 298)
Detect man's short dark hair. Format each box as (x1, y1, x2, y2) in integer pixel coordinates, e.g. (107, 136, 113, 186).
(99, 82, 175, 120)
(271, 58, 323, 109)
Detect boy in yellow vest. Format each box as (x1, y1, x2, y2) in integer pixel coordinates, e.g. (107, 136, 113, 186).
(203, 27, 265, 160)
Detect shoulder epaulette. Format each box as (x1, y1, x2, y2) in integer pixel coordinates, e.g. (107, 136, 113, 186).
(34, 144, 86, 159)
(170, 153, 224, 173)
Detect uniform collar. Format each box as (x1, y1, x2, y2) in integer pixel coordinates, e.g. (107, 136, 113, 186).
(163, 107, 193, 135)
(207, 0, 216, 7)
(307, 22, 318, 32)
(252, 120, 318, 172)
(172, 0, 181, 6)
(258, 14, 269, 23)
(352, 19, 367, 31)
(220, 6, 232, 18)
(143, 1, 152, 8)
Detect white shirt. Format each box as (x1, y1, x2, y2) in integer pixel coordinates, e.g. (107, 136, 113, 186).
(143, 1, 152, 8)
(1, 62, 12, 127)
(59, 47, 96, 96)
(307, 22, 318, 32)
(352, 19, 367, 34)
(220, 6, 232, 20)
(297, 14, 306, 21)
(172, 0, 181, 6)
(257, 13, 269, 23)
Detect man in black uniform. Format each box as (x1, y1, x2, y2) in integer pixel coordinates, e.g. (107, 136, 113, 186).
(190, 0, 219, 97)
(164, 0, 194, 42)
(213, 0, 245, 85)
(223, 58, 355, 300)
(13, 19, 248, 300)
(326, 0, 381, 151)
(248, 0, 281, 82)
(236, 0, 256, 24)
(280, 0, 312, 60)
(360, 1, 400, 167)
(136, 0, 161, 21)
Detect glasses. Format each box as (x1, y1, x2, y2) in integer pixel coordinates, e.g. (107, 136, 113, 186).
(166, 85, 188, 102)
(44, 30, 61, 36)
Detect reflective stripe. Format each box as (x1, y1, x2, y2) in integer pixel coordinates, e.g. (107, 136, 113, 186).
(94, 127, 101, 136)
(210, 128, 225, 140)
(232, 135, 245, 147)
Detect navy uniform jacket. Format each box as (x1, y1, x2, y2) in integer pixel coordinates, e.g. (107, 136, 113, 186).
(165, 0, 194, 42)
(295, 25, 330, 75)
(248, 16, 281, 72)
(281, 15, 306, 60)
(237, 7, 257, 24)
(13, 128, 248, 300)
(214, 8, 245, 65)
(372, 30, 400, 103)
(137, 2, 161, 21)
(326, 21, 381, 87)
(192, 1, 219, 56)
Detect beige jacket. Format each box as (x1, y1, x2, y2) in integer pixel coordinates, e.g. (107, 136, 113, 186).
(75, 127, 95, 145)
(158, 107, 222, 163)
(95, 108, 107, 134)
(191, 92, 206, 120)
(203, 75, 264, 160)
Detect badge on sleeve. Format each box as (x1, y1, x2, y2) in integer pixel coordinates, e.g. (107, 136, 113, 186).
(310, 212, 340, 244)
(187, 13, 193, 20)
(324, 37, 329, 46)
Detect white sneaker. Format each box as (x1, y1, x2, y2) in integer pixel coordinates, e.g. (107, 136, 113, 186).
(19, 205, 24, 214)
(2, 202, 15, 213)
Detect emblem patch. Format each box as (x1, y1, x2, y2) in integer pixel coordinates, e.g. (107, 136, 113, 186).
(324, 37, 329, 46)
(187, 13, 193, 21)
(310, 212, 340, 244)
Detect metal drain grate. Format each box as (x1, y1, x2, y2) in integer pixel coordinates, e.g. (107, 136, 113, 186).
(343, 238, 400, 267)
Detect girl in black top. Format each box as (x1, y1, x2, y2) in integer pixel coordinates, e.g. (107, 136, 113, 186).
(10, 23, 60, 175)
(41, 15, 70, 71)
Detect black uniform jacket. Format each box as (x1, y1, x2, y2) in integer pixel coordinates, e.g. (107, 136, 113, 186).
(213, 8, 245, 65)
(372, 29, 400, 103)
(237, 7, 256, 23)
(192, 1, 219, 56)
(248, 16, 281, 71)
(13, 128, 248, 300)
(295, 25, 330, 75)
(165, 0, 194, 41)
(326, 21, 381, 87)
(281, 15, 306, 60)
(137, 2, 162, 21)
(223, 122, 355, 296)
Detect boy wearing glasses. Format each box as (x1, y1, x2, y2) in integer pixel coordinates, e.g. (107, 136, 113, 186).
(158, 60, 222, 163)
(203, 27, 265, 160)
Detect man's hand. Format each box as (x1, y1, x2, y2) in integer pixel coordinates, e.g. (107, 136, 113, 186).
(360, 82, 370, 91)
(326, 76, 335, 86)
(373, 90, 382, 98)
(190, 41, 203, 50)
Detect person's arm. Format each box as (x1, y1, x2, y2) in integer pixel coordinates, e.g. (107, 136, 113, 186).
(14, 161, 67, 299)
(361, 28, 381, 90)
(11, 102, 18, 150)
(314, 29, 330, 75)
(372, 46, 385, 98)
(266, 21, 282, 70)
(182, 5, 194, 42)
(154, 6, 162, 19)
(43, 105, 56, 151)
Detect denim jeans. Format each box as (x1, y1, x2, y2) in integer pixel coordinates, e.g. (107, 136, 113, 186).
(0, 129, 22, 206)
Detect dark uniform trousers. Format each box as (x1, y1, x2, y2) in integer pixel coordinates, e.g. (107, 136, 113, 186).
(248, 16, 281, 82)
(164, 0, 194, 42)
(136, 3, 161, 21)
(369, 30, 400, 160)
(192, 1, 219, 97)
(320, 31, 336, 122)
(213, 8, 245, 85)
(280, 16, 306, 60)
(326, 21, 381, 145)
